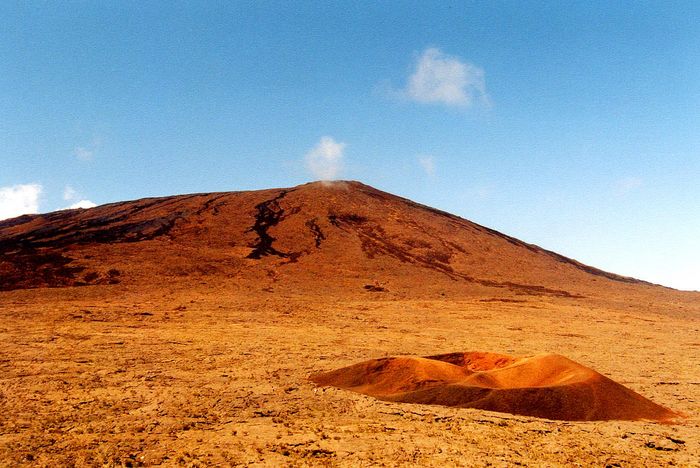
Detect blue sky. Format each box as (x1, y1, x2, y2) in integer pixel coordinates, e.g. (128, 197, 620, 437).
(1, 1, 698, 290)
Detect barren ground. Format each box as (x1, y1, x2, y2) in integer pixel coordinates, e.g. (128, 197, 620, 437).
(1, 284, 698, 466)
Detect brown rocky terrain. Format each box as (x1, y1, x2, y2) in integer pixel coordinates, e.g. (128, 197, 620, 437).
(0, 180, 656, 297)
(1, 180, 698, 466)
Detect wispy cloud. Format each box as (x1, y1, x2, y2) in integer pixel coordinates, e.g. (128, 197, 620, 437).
(73, 146, 94, 161)
(615, 176, 643, 196)
(61, 184, 96, 209)
(63, 185, 78, 200)
(418, 155, 436, 177)
(0, 183, 42, 220)
(73, 137, 101, 161)
(305, 136, 345, 180)
(65, 200, 97, 209)
(404, 48, 489, 107)
(474, 184, 495, 200)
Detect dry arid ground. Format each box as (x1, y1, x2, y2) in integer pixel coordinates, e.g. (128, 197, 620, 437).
(1, 181, 699, 466)
(1, 284, 699, 466)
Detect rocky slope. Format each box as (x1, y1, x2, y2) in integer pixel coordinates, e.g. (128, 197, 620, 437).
(0, 181, 677, 301)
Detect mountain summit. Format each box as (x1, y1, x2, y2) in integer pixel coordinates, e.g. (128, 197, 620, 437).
(0, 181, 658, 297)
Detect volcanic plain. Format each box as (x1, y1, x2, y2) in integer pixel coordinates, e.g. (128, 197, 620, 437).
(1, 181, 699, 466)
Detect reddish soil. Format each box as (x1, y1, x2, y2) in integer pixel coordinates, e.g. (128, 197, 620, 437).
(311, 352, 681, 422)
(0, 181, 655, 298)
(1, 180, 698, 465)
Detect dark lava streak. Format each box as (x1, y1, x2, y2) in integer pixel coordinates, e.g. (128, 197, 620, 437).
(246, 190, 292, 259)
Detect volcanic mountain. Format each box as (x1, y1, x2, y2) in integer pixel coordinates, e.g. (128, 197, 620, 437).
(0, 180, 679, 299)
(2, 181, 699, 465)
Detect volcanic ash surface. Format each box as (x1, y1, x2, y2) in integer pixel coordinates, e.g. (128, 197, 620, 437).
(310, 352, 681, 422)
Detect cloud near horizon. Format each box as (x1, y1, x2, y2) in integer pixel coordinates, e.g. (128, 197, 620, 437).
(74, 146, 94, 161)
(405, 48, 489, 107)
(62, 184, 96, 209)
(0, 183, 42, 220)
(63, 185, 78, 200)
(73, 137, 101, 161)
(418, 155, 436, 176)
(614, 176, 643, 196)
(305, 136, 345, 180)
(65, 199, 98, 209)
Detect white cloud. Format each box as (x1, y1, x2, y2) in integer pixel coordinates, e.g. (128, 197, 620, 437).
(418, 155, 436, 176)
(0, 184, 42, 220)
(73, 136, 101, 161)
(305, 136, 345, 180)
(65, 199, 97, 210)
(615, 176, 643, 195)
(60, 184, 96, 209)
(63, 185, 78, 200)
(74, 146, 94, 161)
(405, 48, 488, 107)
(475, 185, 494, 200)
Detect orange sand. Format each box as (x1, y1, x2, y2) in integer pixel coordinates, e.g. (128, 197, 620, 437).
(311, 352, 681, 422)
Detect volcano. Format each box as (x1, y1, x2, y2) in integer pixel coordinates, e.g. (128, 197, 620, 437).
(2, 181, 699, 465)
(0, 180, 661, 298)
